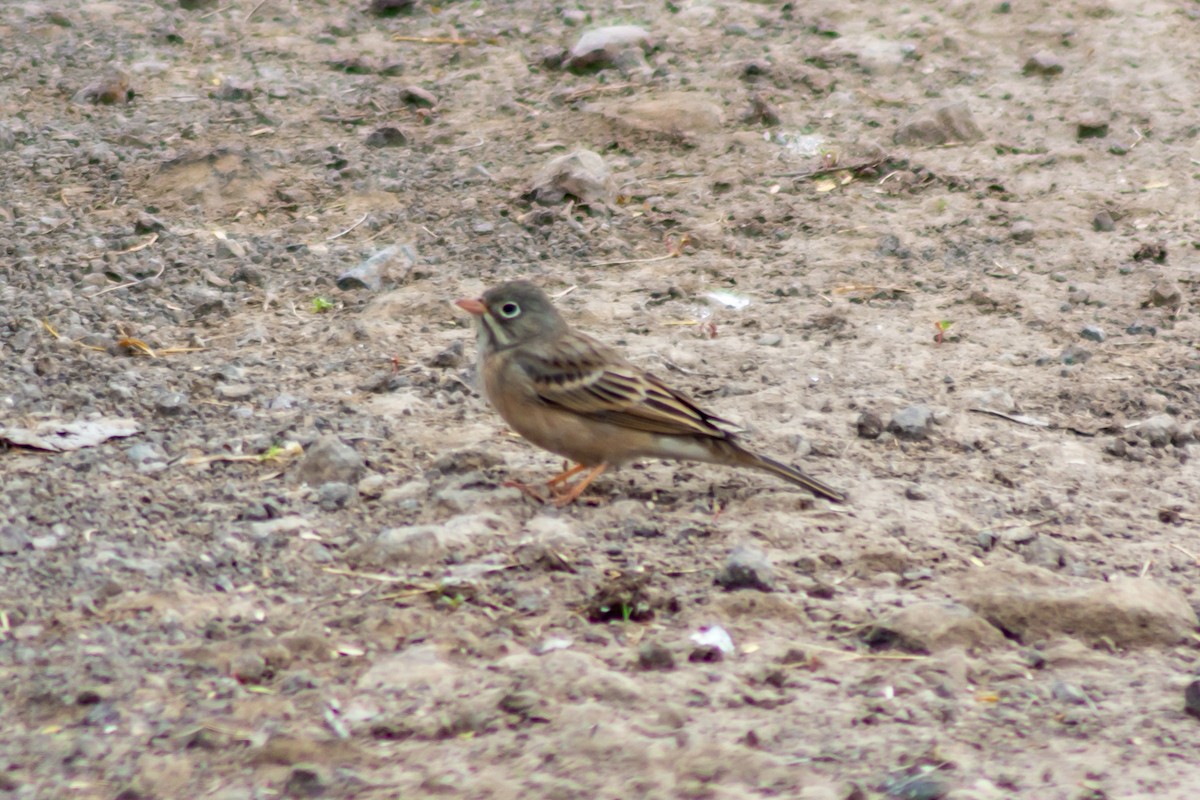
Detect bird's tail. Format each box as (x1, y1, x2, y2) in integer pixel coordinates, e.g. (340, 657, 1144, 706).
(726, 445, 847, 503)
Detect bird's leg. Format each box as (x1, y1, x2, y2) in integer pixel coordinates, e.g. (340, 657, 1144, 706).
(546, 462, 588, 491)
(502, 479, 548, 504)
(552, 464, 608, 507)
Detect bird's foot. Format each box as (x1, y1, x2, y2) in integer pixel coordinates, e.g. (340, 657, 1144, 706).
(503, 479, 548, 504)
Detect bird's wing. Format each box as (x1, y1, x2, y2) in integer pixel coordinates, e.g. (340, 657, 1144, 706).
(512, 331, 738, 438)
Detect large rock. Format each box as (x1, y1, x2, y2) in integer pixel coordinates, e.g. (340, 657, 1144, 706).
(867, 602, 1006, 653)
(959, 567, 1197, 647)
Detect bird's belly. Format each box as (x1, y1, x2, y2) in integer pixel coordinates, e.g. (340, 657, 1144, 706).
(482, 376, 649, 465)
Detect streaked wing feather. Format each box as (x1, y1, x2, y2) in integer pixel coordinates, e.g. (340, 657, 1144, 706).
(514, 333, 735, 438)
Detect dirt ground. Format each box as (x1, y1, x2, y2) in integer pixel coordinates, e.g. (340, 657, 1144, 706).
(2, 0, 1199, 798)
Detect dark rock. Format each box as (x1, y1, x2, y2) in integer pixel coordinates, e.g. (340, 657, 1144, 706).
(366, 127, 409, 148)
(1076, 115, 1109, 139)
(369, 0, 416, 16)
(283, 764, 329, 798)
(1079, 325, 1105, 343)
(856, 410, 884, 439)
(716, 545, 775, 592)
(426, 340, 464, 368)
(1132, 242, 1167, 263)
(637, 641, 676, 671)
(231, 264, 265, 286)
(1185, 680, 1200, 720)
(1092, 210, 1115, 232)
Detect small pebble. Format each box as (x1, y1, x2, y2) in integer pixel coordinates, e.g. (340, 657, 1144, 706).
(1076, 115, 1109, 139)
(1185, 680, 1200, 720)
(1059, 345, 1092, 365)
(366, 126, 408, 148)
(401, 85, 437, 108)
(297, 436, 365, 485)
(1092, 211, 1115, 232)
(155, 391, 188, 415)
(637, 641, 676, 671)
(216, 383, 255, 400)
(756, 333, 782, 347)
(1147, 282, 1181, 308)
(1079, 325, 1105, 343)
(887, 405, 935, 440)
(856, 410, 884, 439)
(369, 0, 415, 16)
(317, 481, 355, 511)
(1010, 220, 1035, 243)
(716, 545, 775, 592)
(1022, 51, 1064, 76)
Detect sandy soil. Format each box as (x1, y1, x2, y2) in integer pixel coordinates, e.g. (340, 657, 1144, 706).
(2, 0, 1199, 798)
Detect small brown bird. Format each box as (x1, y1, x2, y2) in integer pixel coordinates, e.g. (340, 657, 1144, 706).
(456, 281, 846, 506)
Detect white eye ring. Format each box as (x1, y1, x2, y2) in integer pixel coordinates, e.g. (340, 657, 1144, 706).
(499, 302, 521, 318)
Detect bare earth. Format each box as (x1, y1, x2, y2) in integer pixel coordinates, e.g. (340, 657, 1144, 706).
(2, 1, 1199, 798)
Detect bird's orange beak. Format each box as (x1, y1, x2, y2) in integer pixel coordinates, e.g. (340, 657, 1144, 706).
(455, 297, 486, 316)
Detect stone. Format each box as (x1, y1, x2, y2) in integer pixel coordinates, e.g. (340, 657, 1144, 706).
(1059, 345, 1092, 365)
(893, 101, 983, 146)
(316, 481, 355, 511)
(155, 391, 188, 415)
(1092, 211, 1115, 232)
(354, 513, 507, 566)
(563, 25, 652, 72)
(716, 545, 775, 592)
(962, 569, 1198, 647)
(1010, 220, 1035, 243)
(1133, 414, 1178, 448)
(215, 238, 246, 259)
(888, 405, 935, 440)
(366, 126, 408, 148)
(1147, 281, 1181, 308)
(1185, 681, 1200, 720)
(637, 641, 676, 671)
(1076, 115, 1109, 139)
(866, 602, 1005, 653)
(295, 435, 365, 486)
(1079, 325, 1105, 343)
(1022, 51, 1064, 76)
(529, 149, 611, 206)
(856, 410, 884, 439)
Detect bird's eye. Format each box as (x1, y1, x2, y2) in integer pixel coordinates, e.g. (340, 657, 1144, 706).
(499, 302, 521, 318)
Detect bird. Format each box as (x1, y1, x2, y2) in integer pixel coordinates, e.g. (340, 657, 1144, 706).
(455, 281, 846, 507)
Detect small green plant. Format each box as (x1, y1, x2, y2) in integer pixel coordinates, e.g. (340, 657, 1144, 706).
(934, 320, 953, 345)
(311, 297, 334, 313)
